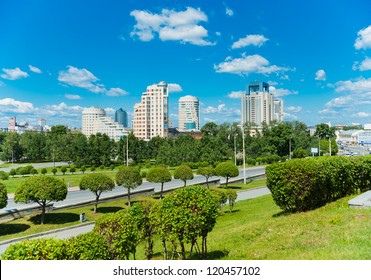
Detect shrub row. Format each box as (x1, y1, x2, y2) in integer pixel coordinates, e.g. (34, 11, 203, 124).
(266, 156, 371, 212)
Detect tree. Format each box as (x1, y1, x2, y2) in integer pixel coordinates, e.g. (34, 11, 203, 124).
(0, 182, 7, 209)
(79, 173, 115, 213)
(1, 132, 23, 162)
(226, 189, 237, 213)
(41, 168, 47, 175)
(115, 166, 142, 207)
(80, 165, 86, 174)
(197, 166, 214, 188)
(9, 169, 16, 178)
(146, 167, 172, 200)
(14, 176, 67, 224)
(214, 162, 239, 188)
(31, 168, 38, 175)
(315, 123, 336, 139)
(173, 165, 194, 186)
(60, 166, 67, 175)
(70, 166, 76, 174)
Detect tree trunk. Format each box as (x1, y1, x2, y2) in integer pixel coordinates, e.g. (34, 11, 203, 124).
(94, 192, 101, 214)
(160, 183, 164, 200)
(206, 177, 209, 188)
(162, 238, 168, 260)
(180, 242, 186, 260)
(128, 187, 131, 207)
(226, 177, 229, 188)
(41, 202, 46, 225)
(184, 180, 186, 187)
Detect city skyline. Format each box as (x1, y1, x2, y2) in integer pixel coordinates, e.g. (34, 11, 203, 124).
(0, 0, 371, 129)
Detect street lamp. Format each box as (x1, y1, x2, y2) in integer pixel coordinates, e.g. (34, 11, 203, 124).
(126, 135, 129, 167)
(52, 148, 55, 168)
(234, 134, 237, 166)
(328, 135, 332, 156)
(289, 137, 292, 160)
(11, 150, 14, 167)
(238, 124, 246, 184)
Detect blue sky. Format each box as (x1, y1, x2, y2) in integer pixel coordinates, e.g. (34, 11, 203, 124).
(0, 0, 371, 129)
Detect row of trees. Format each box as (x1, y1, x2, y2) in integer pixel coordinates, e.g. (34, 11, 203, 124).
(0, 122, 337, 167)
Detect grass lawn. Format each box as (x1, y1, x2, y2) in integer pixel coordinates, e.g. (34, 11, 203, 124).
(2, 189, 371, 260)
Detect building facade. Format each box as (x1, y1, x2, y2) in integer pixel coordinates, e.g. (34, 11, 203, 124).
(133, 81, 169, 140)
(273, 98, 284, 123)
(241, 81, 274, 127)
(178, 95, 200, 132)
(82, 107, 106, 136)
(115, 108, 128, 128)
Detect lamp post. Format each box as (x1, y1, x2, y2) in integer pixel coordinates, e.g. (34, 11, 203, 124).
(238, 124, 246, 184)
(289, 137, 292, 160)
(126, 135, 129, 167)
(52, 148, 55, 168)
(328, 135, 331, 156)
(234, 134, 237, 166)
(11, 150, 14, 167)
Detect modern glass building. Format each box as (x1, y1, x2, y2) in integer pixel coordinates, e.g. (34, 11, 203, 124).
(115, 108, 128, 128)
(178, 95, 200, 132)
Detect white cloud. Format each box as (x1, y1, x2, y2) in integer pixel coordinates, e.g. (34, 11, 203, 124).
(214, 54, 289, 75)
(334, 77, 371, 94)
(225, 8, 234, 16)
(130, 7, 214, 46)
(268, 80, 278, 86)
(168, 83, 183, 93)
(227, 91, 244, 99)
(354, 25, 371, 50)
(284, 112, 298, 119)
(28, 65, 42, 74)
(355, 57, 371, 71)
(286, 106, 302, 113)
(1, 67, 29, 80)
(58, 66, 105, 93)
(315, 69, 326, 81)
(318, 108, 337, 115)
(106, 88, 129, 96)
(0, 98, 36, 113)
(65, 94, 82, 100)
(44, 102, 84, 116)
(231, 35, 268, 49)
(351, 112, 369, 118)
(269, 86, 298, 97)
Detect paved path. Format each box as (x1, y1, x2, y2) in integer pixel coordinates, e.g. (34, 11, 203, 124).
(0, 186, 271, 255)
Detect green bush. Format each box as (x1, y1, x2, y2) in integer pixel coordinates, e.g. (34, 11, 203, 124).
(66, 232, 110, 260)
(0, 171, 9, 180)
(141, 171, 147, 178)
(266, 156, 371, 212)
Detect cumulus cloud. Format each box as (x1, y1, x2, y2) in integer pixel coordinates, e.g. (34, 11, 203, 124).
(334, 77, 371, 94)
(28, 65, 42, 74)
(106, 88, 129, 96)
(58, 66, 105, 93)
(214, 54, 289, 75)
(286, 106, 302, 113)
(227, 91, 244, 99)
(231, 35, 268, 49)
(354, 57, 371, 71)
(354, 25, 371, 50)
(130, 7, 214, 46)
(315, 69, 326, 81)
(269, 86, 298, 97)
(58, 66, 128, 96)
(351, 112, 369, 118)
(44, 102, 84, 116)
(225, 8, 234, 16)
(1, 67, 29, 80)
(168, 83, 183, 93)
(65, 94, 82, 100)
(0, 98, 36, 113)
(284, 112, 298, 119)
(202, 104, 240, 118)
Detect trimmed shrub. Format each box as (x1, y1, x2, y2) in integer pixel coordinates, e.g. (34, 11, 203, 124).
(266, 156, 371, 212)
(0, 171, 9, 180)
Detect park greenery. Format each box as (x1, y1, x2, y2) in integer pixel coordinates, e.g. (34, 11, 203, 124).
(0, 122, 338, 168)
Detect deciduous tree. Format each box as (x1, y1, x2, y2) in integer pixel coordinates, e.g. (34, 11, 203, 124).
(173, 165, 194, 186)
(146, 167, 172, 200)
(214, 162, 239, 188)
(115, 166, 142, 206)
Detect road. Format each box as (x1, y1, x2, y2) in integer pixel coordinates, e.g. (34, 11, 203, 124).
(1, 166, 266, 215)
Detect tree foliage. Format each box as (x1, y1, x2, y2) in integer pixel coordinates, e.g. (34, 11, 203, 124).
(0, 182, 7, 209)
(79, 173, 115, 213)
(14, 176, 67, 224)
(173, 165, 194, 186)
(214, 162, 239, 188)
(146, 167, 172, 199)
(197, 166, 215, 188)
(115, 166, 142, 206)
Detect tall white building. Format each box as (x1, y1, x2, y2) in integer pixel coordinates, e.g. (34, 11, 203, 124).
(273, 98, 284, 123)
(178, 95, 200, 132)
(82, 107, 128, 141)
(241, 81, 274, 127)
(133, 81, 169, 140)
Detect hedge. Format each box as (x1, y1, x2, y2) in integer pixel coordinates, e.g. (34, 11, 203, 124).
(266, 156, 371, 212)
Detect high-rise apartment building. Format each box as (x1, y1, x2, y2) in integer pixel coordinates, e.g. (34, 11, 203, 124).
(133, 81, 169, 140)
(115, 108, 128, 128)
(273, 99, 284, 123)
(82, 107, 106, 136)
(241, 81, 274, 127)
(178, 95, 200, 131)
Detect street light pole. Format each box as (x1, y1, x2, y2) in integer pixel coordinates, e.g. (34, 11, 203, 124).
(126, 135, 129, 167)
(241, 125, 246, 184)
(234, 134, 237, 166)
(329, 136, 331, 156)
(53, 148, 55, 168)
(289, 138, 292, 160)
(11, 150, 14, 167)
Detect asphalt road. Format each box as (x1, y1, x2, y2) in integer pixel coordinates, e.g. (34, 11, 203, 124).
(1, 166, 266, 215)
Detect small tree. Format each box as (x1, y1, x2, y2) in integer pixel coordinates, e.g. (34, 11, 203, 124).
(70, 166, 76, 174)
(0, 171, 9, 180)
(60, 166, 67, 175)
(147, 167, 172, 200)
(214, 162, 239, 188)
(226, 189, 238, 213)
(79, 173, 115, 213)
(0, 182, 7, 209)
(197, 166, 215, 188)
(173, 165, 194, 187)
(81, 165, 86, 174)
(9, 169, 16, 178)
(51, 168, 57, 175)
(31, 168, 38, 176)
(90, 166, 96, 172)
(14, 176, 67, 224)
(110, 164, 115, 171)
(116, 166, 142, 207)
(41, 168, 47, 175)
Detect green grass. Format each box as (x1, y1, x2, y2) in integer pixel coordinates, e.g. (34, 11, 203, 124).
(2, 189, 370, 260)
